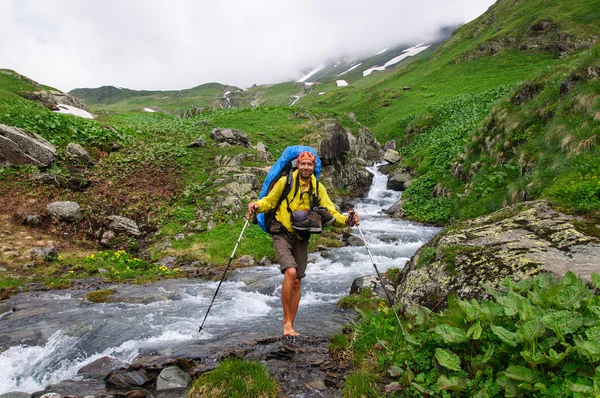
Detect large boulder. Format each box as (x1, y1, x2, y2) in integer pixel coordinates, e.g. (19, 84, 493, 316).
(0, 124, 57, 168)
(20, 90, 91, 112)
(312, 120, 383, 197)
(395, 201, 600, 311)
(210, 127, 251, 147)
(387, 168, 413, 191)
(383, 149, 401, 164)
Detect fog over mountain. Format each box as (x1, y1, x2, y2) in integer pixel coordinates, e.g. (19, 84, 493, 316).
(0, 0, 495, 91)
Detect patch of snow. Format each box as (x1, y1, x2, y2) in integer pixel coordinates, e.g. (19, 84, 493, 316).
(224, 91, 231, 96)
(144, 108, 156, 112)
(375, 47, 388, 55)
(290, 95, 300, 106)
(336, 80, 348, 87)
(54, 104, 94, 119)
(337, 63, 362, 76)
(304, 82, 315, 86)
(318, 92, 326, 95)
(363, 44, 430, 77)
(297, 64, 325, 83)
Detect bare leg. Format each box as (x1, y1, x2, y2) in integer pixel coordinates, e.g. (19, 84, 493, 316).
(281, 268, 302, 336)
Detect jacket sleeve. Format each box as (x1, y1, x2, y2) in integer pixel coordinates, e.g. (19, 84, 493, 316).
(318, 183, 347, 227)
(255, 176, 286, 213)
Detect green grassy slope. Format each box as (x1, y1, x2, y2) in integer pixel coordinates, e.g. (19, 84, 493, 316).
(69, 83, 249, 114)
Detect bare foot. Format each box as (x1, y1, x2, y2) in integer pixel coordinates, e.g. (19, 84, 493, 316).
(283, 323, 300, 336)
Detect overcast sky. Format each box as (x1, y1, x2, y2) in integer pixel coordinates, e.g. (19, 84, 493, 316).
(0, 0, 496, 92)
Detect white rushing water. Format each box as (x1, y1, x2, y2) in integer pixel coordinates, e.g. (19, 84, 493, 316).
(0, 164, 441, 394)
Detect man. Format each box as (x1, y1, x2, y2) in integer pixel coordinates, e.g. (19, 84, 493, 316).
(248, 151, 360, 336)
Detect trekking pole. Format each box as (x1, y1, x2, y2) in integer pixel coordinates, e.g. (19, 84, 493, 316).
(198, 216, 251, 333)
(355, 224, 403, 329)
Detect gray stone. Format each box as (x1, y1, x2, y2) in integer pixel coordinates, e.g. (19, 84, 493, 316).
(66, 142, 93, 164)
(107, 215, 140, 236)
(210, 127, 250, 147)
(383, 140, 396, 150)
(187, 137, 206, 148)
(100, 230, 115, 246)
(238, 255, 255, 267)
(25, 215, 41, 225)
(157, 256, 178, 267)
(350, 275, 395, 303)
(105, 369, 150, 388)
(0, 392, 31, 398)
(387, 168, 412, 191)
(29, 246, 58, 260)
(174, 233, 185, 241)
(77, 356, 128, 379)
(46, 201, 82, 222)
(383, 149, 401, 164)
(156, 365, 191, 391)
(346, 235, 364, 247)
(253, 141, 268, 152)
(0, 124, 56, 168)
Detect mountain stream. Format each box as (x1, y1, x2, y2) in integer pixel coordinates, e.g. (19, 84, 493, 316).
(0, 165, 441, 394)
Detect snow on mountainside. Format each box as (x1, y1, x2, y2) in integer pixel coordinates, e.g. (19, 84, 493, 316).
(295, 25, 457, 85)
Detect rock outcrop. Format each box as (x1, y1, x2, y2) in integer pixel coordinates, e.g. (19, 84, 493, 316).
(312, 120, 383, 198)
(20, 90, 91, 112)
(0, 124, 57, 168)
(395, 201, 600, 311)
(210, 127, 251, 147)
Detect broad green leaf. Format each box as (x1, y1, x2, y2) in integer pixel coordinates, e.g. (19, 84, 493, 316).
(539, 336, 559, 351)
(437, 374, 465, 391)
(541, 311, 583, 337)
(458, 299, 479, 322)
(400, 364, 414, 387)
(585, 325, 600, 340)
(560, 271, 578, 286)
(574, 336, 600, 362)
(514, 278, 535, 293)
(535, 273, 556, 290)
(405, 305, 431, 326)
(505, 365, 538, 384)
(503, 292, 521, 317)
(547, 284, 588, 310)
(431, 323, 468, 344)
(497, 373, 519, 398)
(435, 348, 462, 371)
(544, 346, 573, 366)
(482, 343, 495, 364)
(467, 320, 483, 340)
(516, 319, 545, 343)
(591, 273, 600, 290)
(520, 349, 548, 366)
(588, 306, 600, 319)
(491, 324, 520, 347)
(566, 380, 594, 394)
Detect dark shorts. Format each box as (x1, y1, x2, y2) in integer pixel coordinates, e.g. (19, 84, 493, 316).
(272, 232, 309, 279)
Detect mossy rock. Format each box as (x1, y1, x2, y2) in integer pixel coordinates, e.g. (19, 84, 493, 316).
(86, 289, 115, 303)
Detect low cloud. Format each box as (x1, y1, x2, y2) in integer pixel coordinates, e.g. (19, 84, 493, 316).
(0, 0, 495, 91)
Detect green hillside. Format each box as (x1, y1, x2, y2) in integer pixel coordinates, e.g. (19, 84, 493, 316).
(69, 82, 249, 113)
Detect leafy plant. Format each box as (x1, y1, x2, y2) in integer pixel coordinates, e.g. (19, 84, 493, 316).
(345, 272, 600, 397)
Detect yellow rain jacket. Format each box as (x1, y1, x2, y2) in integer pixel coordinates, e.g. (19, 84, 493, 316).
(255, 170, 347, 238)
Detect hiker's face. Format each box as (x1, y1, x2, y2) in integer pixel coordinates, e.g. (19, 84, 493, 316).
(298, 159, 315, 179)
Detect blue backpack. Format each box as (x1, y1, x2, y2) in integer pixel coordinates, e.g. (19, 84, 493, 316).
(256, 145, 322, 233)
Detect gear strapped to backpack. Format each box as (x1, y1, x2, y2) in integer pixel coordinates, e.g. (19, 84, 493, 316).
(255, 146, 323, 235)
